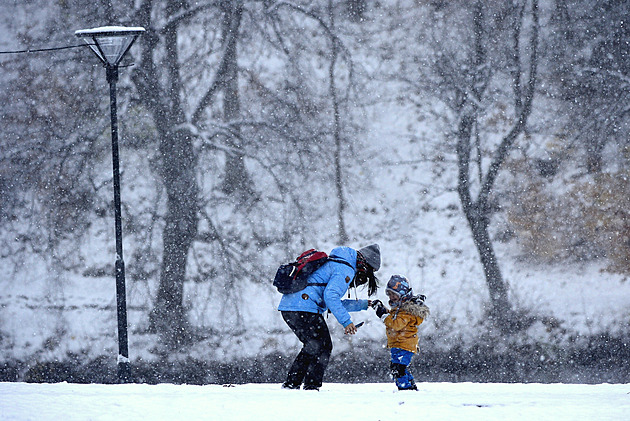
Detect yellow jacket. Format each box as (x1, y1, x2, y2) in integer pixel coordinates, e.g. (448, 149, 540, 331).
(384, 299, 430, 353)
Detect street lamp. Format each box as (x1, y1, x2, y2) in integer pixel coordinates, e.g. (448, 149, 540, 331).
(75, 26, 145, 383)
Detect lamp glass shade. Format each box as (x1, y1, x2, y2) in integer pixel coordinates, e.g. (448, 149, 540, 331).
(95, 35, 135, 66)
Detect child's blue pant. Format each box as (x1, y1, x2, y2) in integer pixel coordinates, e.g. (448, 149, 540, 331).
(390, 348, 415, 390)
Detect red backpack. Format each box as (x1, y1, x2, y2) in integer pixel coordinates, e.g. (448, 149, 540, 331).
(273, 249, 353, 294)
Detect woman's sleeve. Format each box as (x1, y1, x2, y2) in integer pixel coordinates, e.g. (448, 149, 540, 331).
(341, 299, 369, 312)
(323, 266, 355, 327)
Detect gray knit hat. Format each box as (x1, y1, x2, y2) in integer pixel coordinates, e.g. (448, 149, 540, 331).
(358, 244, 381, 271)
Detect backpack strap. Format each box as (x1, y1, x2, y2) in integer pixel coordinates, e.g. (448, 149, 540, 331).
(307, 257, 355, 286)
(327, 257, 354, 270)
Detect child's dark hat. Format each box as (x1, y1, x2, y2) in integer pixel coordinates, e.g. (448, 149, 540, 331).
(386, 275, 413, 299)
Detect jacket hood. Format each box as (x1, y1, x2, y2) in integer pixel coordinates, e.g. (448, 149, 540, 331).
(328, 246, 357, 270)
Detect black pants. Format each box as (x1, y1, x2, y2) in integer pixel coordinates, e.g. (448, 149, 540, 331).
(281, 311, 333, 389)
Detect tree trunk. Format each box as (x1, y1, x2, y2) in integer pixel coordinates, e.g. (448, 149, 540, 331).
(466, 204, 511, 322)
(218, 1, 254, 198)
(135, 0, 200, 347)
(329, 0, 349, 244)
(149, 127, 199, 345)
(456, 113, 513, 330)
(455, 0, 539, 333)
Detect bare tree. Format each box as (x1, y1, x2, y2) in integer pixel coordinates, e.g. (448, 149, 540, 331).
(427, 0, 539, 331)
(0, 1, 112, 273)
(132, 0, 359, 344)
(133, 0, 203, 346)
(270, 1, 356, 245)
(548, 0, 630, 174)
(458, 1, 538, 331)
(327, 0, 351, 244)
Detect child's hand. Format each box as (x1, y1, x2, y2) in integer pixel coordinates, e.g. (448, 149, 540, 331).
(344, 323, 358, 335)
(372, 301, 388, 318)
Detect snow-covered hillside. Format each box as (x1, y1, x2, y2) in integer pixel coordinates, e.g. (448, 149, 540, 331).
(2, 96, 630, 377)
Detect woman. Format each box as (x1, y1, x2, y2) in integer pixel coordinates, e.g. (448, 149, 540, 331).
(277, 244, 380, 390)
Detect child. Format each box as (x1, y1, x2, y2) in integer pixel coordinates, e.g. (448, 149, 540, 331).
(371, 275, 430, 390)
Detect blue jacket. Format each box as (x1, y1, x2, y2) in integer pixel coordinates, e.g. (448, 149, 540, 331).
(278, 246, 369, 327)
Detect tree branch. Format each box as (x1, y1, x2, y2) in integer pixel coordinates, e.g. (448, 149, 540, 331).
(479, 0, 538, 203)
(191, 2, 242, 125)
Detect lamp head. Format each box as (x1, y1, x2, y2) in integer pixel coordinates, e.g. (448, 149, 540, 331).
(75, 26, 145, 67)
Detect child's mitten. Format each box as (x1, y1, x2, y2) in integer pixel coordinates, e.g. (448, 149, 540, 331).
(374, 302, 388, 319)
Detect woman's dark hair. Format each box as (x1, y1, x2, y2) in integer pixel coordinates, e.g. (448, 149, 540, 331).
(354, 252, 379, 296)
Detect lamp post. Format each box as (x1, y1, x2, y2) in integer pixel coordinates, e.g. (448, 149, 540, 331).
(75, 26, 145, 383)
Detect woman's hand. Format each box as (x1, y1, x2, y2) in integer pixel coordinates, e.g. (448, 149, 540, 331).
(344, 323, 358, 335)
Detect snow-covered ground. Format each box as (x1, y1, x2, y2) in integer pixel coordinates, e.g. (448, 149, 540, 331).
(2, 381, 629, 421)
